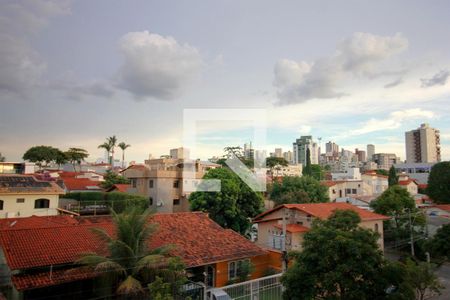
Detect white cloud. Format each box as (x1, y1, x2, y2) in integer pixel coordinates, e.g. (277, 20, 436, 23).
(116, 31, 203, 100)
(351, 108, 435, 135)
(274, 32, 409, 105)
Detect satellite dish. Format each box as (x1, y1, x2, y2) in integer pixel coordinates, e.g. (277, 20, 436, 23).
(157, 201, 164, 207)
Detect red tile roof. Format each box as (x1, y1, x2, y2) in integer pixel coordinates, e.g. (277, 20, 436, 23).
(254, 203, 389, 222)
(363, 172, 388, 178)
(0, 215, 78, 230)
(106, 184, 130, 193)
(62, 178, 102, 191)
(320, 180, 338, 187)
(433, 204, 450, 212)
(399, 179, 418, 186)
(274, 224, 309, 233)
(0, 213, 266, 272)
(12, 268, 98, 291)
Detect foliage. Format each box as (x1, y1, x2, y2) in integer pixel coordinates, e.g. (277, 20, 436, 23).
(77, 208, 186, 298)
(65, 148, 89, 171)
(282, 210, 390, 300)
(427, 161, 450, 204)
(371, 185, 425, 242)
(376, 169, 389, 176)
(310, 164, 324, 181)
(427, 224, 450, 261)
(101, 170, 130, 189)
(302, 148, 312, 176)
(270, 175, 329, 205)
(98, 135, 118, 165)
(118, 142, 131, 168)
(189, 168, 263, 235)
(64, 192, 148, 213)
(23, 145, 64, 169)
(402, 259, 443, 300)
(148, 276, 173, 300)
(389, 165, 399, 187)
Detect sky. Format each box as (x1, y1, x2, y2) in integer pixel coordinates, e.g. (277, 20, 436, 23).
(1, 0, 450, 163)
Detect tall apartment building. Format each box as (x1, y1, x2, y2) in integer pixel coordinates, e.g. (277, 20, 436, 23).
(293, 136, 319, 165)
(367, 144, 375, 161)
(283, 151, 293, 163)
(355, 148, 367, 162)
(373, 153, 398, 170)
(325, 141, 339, 155)
(405, 123, 441, 163)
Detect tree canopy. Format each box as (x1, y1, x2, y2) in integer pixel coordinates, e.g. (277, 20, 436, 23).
(100, 170, 130, 189)
(65, 148, 89, 171)
(22, 145, 65, 169)
(270, 175, 329, 206)
(302, 148, 312, 176)
(427, 223, 450, 261)
(282, 210, 389, 300)
(427, 161, 450, 204)
(189, 167, 263, 235)
(389, 165, 399, 186)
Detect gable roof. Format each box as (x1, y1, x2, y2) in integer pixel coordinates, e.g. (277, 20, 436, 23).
(0, 212, 266, 272)
(254, 202, 389, 222)
(0, 215, 78, 230)
(399, 179, 418, 186)
(105, 184, 130, 193)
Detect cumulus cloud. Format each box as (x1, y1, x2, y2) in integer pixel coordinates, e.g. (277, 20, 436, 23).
(274, 32, 409, 105)
(115, 31, 203, 100)
(421, 70, 449, 88)
(351, 108, 434, 135)
(0, 0, 71, 96)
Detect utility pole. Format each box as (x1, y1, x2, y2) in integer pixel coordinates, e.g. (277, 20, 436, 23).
(408, 208, 415, 257)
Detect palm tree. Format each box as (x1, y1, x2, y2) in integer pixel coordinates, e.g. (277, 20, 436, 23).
(76, 208, 185, 298)
(118, 142, 131, 168)
(108, 135, 118, 167)
(98, 142, 112, 165)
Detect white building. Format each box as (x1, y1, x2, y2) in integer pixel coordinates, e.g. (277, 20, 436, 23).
(293, 136, 319, 165)
(331, 167, 361, 181)
(0, 174, 64, 218)
(272, 164, 303, 177)
(367, 144, 375, 161)
(394, 162, 435, 184)
(405, 123, 441, 163)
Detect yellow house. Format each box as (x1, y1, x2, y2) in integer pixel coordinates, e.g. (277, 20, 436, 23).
(253, 202, 389, 252)
(0, 174, 65, 218)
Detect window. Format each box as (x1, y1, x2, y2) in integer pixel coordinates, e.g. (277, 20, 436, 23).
(352, 189, 357, 194)
(173, 199, 180, 205)
(374, 223, 379, 233)
(332, 189, 336, 194)
(345, 188, 351, 194)
(131, 179, 137, 188)
(149, 197, 153, 206)
(149, 180, 154, 188)
(228, 260, 250, 280)
(34, 199, 50, 209)
(16, 198, 25, 203)
(173, 180, 179, 188)
(0, 200, 3, 210)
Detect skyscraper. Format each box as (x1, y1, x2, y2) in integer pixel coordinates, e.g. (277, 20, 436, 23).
(405, 124, 441, 163)
(293, 136, 318, 165)
(367, 144, 375, 161)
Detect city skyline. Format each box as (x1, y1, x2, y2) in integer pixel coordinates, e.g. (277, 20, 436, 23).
(1, 1, 450, 162)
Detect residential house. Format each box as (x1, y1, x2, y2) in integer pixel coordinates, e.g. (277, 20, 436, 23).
(321, 180, 369, 202)
(122, 149, 221, 213)
(0, 174, 65, 218)
(398, 178, 419, 196)
(0, 212, 281, 299)
(253, 203, 389, 252)
(0, 162, 35, 174)
(105, 184, 131, 193)
(362, 171, 389, 196)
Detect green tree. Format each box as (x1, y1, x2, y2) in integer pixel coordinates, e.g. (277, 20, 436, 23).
(22, 145, 63, 169)
(100, 170, 130, 189)
(77, 208, 185, 298)
(376, 169, 389, 176)
(427, 223, 450, 261)
(270, 175, 329, 205)
(427, 161, 450, 204)
(98, 142, 113, 164)
(266, 157, 288, 179)
(108, 135, 118, 166)
(282, 210, 388, 300)
(302, 148, 312, 176)
(65, 148, 89, 172)
(403, 259, 443, 300)
(189, 168, 263, 235)
(310, 164, 324, 181)
(389, 165, 399, 186)
(371, 185, 425, 243)
(118, 142, 131, 168)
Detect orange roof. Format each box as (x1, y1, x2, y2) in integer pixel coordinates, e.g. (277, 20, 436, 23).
(0, 213, 266, 276)
(106, 184, 130, 193)
(363, 172, 388, 178)
(0, 215, 78, 230)
(62, 178, 102, 191)
(320, 180, 338, 187)
(254, 202, 389, 222)
(399, 179, 418, 186)
(274, 224, 309, 233)
(433, 204, 450, 212)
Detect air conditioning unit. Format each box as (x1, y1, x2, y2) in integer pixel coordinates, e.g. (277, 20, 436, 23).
(156, 201, 164, 207)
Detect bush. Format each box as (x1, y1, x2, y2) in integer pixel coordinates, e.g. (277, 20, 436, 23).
(80, 192, 104, 202)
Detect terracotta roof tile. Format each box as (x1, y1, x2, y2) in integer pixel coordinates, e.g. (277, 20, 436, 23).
(0, 213, 266, 273)
(274, 224, 309, 233)
(106, 184, 130, 193)
(62, 178, 102, 191)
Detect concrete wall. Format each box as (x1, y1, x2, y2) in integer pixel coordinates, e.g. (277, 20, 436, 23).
(0, 193, 59, 218)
